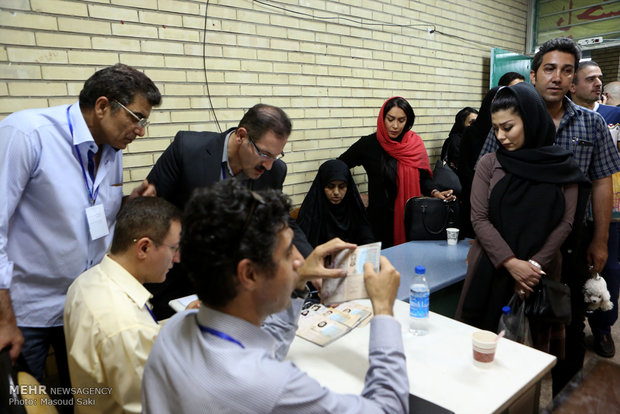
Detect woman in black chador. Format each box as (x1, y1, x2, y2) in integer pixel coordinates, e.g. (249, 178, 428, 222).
(297, 159, 374, 247)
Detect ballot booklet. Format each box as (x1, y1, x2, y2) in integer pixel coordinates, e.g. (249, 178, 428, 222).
(296, 302, 373, 346)
(320, 242, 381, 305)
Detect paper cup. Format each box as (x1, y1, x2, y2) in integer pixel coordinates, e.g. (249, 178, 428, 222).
(446, 227, 459, 245)
(472, 330, 497, 367)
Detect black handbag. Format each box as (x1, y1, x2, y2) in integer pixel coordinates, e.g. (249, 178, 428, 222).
(524, 278, 572, 325)
(433, 160, 462, 196)
(404, 196, 460, 241)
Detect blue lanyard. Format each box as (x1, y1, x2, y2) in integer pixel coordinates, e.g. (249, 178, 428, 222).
(145, 304, 158, 324)
(221, 162, 227, 180)
(198, 324, 245, 349)
(67, 105, 100, 205)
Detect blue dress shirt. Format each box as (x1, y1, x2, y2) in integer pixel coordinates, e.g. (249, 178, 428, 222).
(0, 102, 124, 327)
(142, 299, 409, 413)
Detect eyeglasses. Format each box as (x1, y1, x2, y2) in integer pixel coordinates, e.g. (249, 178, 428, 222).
(113, 100, 150, 128)
(239, 191, 265, 238)
(247, 135, 284, 161)
(133, 238, 179, 253)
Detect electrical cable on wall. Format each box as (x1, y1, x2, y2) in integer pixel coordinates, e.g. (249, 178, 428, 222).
(253, 0, 433, 28)
(252, 0, 493, 50)
(200, 0, 495, 130)
(203, 0, 222, 132)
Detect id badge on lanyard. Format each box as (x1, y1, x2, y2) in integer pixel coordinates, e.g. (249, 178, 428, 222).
(67, 105, 109, 241)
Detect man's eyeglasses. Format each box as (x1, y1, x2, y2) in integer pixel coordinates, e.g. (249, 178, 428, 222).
(113, 100, 150, 128)
(133, 238, 179, 253)
(239, 191, 265, 238)
(248, 135, 284, 161)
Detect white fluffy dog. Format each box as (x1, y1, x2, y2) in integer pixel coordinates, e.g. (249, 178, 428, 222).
(583, 273, 614, 312)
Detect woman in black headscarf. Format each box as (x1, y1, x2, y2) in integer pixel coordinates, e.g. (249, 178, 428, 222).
(440, 106, 478, 169)
(457, 87, 500, 239)
(456, 83, 589, 356)
(297, 159, 375, 247)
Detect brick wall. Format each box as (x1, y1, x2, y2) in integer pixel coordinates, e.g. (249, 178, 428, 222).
(0, 0, 529, 204)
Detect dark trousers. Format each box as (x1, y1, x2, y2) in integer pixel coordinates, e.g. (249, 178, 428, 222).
(587, 221, 620, 336)
(19, 326, 73, 410)
(552, 222, 591, 396)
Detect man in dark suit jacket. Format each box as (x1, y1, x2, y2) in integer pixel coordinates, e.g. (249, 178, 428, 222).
(145, 103, 312, 318)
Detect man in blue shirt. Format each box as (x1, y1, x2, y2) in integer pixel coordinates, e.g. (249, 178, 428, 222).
(570, 60, 620, 358)
(142, 180, 409, 413)
(0, 64, 161, 402)
(478, 37, 620, 395)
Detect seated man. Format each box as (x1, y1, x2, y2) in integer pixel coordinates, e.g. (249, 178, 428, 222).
(142, 179, 409, 413)
(64, 197, 181, 413)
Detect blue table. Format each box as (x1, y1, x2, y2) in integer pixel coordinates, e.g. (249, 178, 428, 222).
(381, 239, 471, 303)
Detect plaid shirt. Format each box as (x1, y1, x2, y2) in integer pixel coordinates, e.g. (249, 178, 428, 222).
(478, 97, 620, 181)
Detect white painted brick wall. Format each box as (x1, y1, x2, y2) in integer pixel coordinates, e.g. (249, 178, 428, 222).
(0, 0, 528, 200)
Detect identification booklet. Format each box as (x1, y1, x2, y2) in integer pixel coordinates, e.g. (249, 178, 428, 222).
(321, 242, 382, 305)
(296, 302, 373, 346)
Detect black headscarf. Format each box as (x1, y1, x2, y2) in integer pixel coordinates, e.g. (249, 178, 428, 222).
(441, 107, 478, 166)
(461, 82, 589, 331)
(297, 159, 374, 247)
(457, 87, 501, 238)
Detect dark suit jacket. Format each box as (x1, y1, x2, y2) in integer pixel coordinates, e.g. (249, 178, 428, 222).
(146, 128, 312, 318)
(147, 128, 286, 210)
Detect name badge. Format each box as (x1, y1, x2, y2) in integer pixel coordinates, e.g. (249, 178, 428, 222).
(85, 204, 109, 240)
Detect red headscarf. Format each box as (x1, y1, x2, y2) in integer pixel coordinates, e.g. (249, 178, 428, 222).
(376, 97, 431, 245)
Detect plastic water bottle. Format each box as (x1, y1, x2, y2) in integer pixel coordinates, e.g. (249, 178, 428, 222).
(409, 265, 429, 335)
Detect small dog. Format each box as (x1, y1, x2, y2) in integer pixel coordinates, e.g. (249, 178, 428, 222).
(583, 273, 614, 312)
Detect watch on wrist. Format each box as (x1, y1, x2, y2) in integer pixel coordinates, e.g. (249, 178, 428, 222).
(291, 285, 310, 299)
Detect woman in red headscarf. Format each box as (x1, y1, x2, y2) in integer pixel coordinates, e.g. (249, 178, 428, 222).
(339, 97, 455, 247)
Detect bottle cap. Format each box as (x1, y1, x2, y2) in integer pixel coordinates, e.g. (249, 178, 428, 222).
(415, 265, 425, 274)
(502, 306, 511, 314)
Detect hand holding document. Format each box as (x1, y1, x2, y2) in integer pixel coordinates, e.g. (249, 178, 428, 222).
(320, 242, 381, 305)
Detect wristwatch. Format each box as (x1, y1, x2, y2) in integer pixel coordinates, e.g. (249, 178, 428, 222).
(291, 285, 310, 299)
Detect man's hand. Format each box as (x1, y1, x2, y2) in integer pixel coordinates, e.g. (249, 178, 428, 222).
(129, 179, 157, 198)
(364, 256, 400, 316)
(296, 238, 356, 285)
(587, 238, 608, 273)
(0, 290, 24, 361)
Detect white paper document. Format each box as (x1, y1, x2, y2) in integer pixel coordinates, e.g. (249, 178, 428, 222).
(321, 242, 381, 305)
(169, 294, 198, 313)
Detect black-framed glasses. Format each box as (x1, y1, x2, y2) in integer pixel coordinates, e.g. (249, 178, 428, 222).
(113, 100, 150, 128)
(247, 135, 284, 161)
(239, 191, 265, 237)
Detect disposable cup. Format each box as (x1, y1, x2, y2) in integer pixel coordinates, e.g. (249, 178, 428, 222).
(472, 330, 498, 367)
(446, 227, 459, 245)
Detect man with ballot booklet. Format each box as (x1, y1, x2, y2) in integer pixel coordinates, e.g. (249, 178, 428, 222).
(142, 179, 409, 413)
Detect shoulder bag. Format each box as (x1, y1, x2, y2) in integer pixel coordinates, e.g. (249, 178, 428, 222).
(433, 160, 462, 196)
(524, 278, 571, 325)
(404, 196, 460, 241)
